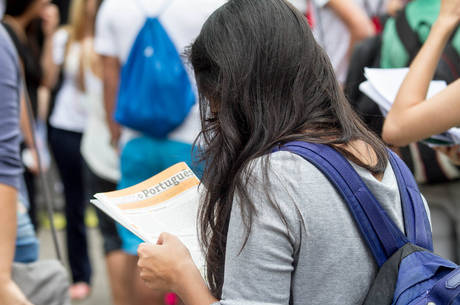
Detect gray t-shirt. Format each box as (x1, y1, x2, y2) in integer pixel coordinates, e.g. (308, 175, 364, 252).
(213, 150, 429, 305)
(0, 24, 22, 190)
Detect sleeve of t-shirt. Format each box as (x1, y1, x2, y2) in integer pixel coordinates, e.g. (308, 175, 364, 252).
(52, 28, 69, 65)
(0, 26, 23, 190)
(94, 0, 118, 57)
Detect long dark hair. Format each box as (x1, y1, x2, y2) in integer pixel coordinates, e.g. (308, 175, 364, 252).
(189, 0, 388, 297)
(6, 0, 36, 16)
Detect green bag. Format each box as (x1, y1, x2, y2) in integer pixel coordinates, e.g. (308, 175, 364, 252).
(380, 0, 460, 71)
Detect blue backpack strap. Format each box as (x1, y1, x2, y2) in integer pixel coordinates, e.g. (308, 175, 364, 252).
(387, 151, 433, 251)
(274, 141, 408, 267)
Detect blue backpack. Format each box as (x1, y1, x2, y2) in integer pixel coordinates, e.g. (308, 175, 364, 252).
(275, 141, 460, 305)
(115, 2, 196, 138)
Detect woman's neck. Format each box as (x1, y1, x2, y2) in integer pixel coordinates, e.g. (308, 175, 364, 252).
(336, 140, 384, 181)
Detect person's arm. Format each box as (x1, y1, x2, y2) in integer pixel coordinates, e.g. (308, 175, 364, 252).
(94, 2, 122, 147)
(0, 184, 20, 291)
(0, 27, 32, 305)
(40, 4, 60, 90)
(40, 4, 60, 89)
(325, 0, 376, 61)
(101, 55, 121, 147)
(327, 0, 376, 41)
(382, 0, 460, 147)
(137, 157, 301, 305)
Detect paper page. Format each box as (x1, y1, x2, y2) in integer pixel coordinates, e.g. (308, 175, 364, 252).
(92, 162, 205, 272)
(364, 68, 447, 104)
(359, 81, 391, 114)
(90, 199, 150, 242)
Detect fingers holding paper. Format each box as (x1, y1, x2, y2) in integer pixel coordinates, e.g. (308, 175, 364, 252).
(137, 232, 196, 292)
(435, 145, 460, 165)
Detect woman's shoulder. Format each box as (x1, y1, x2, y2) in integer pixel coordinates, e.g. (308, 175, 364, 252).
(249, 150, 332, 189)
(244, 150, 332, 217)
(248, 149, 403, 215)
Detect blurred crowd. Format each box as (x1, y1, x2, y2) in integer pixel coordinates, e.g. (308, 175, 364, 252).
(0, 0, 459, 305)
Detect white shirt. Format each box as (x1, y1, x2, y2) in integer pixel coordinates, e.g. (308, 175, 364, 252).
(81, 67, 120, 182)
(49, 29, 88, 132)
(310, 0, 388, 84)
(94, 0, 226, 144)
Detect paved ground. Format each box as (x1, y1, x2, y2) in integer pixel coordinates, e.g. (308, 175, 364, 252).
(38, 227, 113, 305)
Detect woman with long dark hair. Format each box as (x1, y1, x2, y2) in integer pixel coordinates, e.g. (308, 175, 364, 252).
(136, 0, 427, 304)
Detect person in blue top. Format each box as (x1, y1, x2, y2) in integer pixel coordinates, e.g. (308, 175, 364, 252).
(0, 23, 39, 305)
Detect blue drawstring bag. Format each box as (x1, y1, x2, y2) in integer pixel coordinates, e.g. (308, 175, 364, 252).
(115, 3, 195, 138)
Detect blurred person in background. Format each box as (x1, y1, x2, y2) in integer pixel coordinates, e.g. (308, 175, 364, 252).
(41, 0, 99, 300)
(382, 2, 460, 146)
(375, 0, 460, 263)
(0, 21, 39, 305)
(2, 0, 57, 231)
(79, 32, 126, 304)
(52, 0, 71, 24)
(382, 0, 460, 261)
(290, 0, 390, 85)
(43, 0, 127, 302)
(386, 0, 408, 15)
(95, 0, 225, 304)
(2, 0, 50, 117)
(77, 0, 127, 303)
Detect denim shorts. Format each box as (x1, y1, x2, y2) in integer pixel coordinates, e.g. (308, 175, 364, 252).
(14, 180, 39, 263)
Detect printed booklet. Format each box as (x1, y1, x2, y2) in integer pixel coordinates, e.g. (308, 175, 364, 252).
(90, 162, 204, 272)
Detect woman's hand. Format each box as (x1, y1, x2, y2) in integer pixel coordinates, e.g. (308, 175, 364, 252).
(438, 0, 460, 28)
(435, 145, 460, 165)
(138, 233, 218, 305)
(137, 233, 197, 293)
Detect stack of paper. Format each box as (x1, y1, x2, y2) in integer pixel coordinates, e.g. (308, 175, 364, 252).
(91, 162, 205, 274)
(359, 68, 460, 146)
